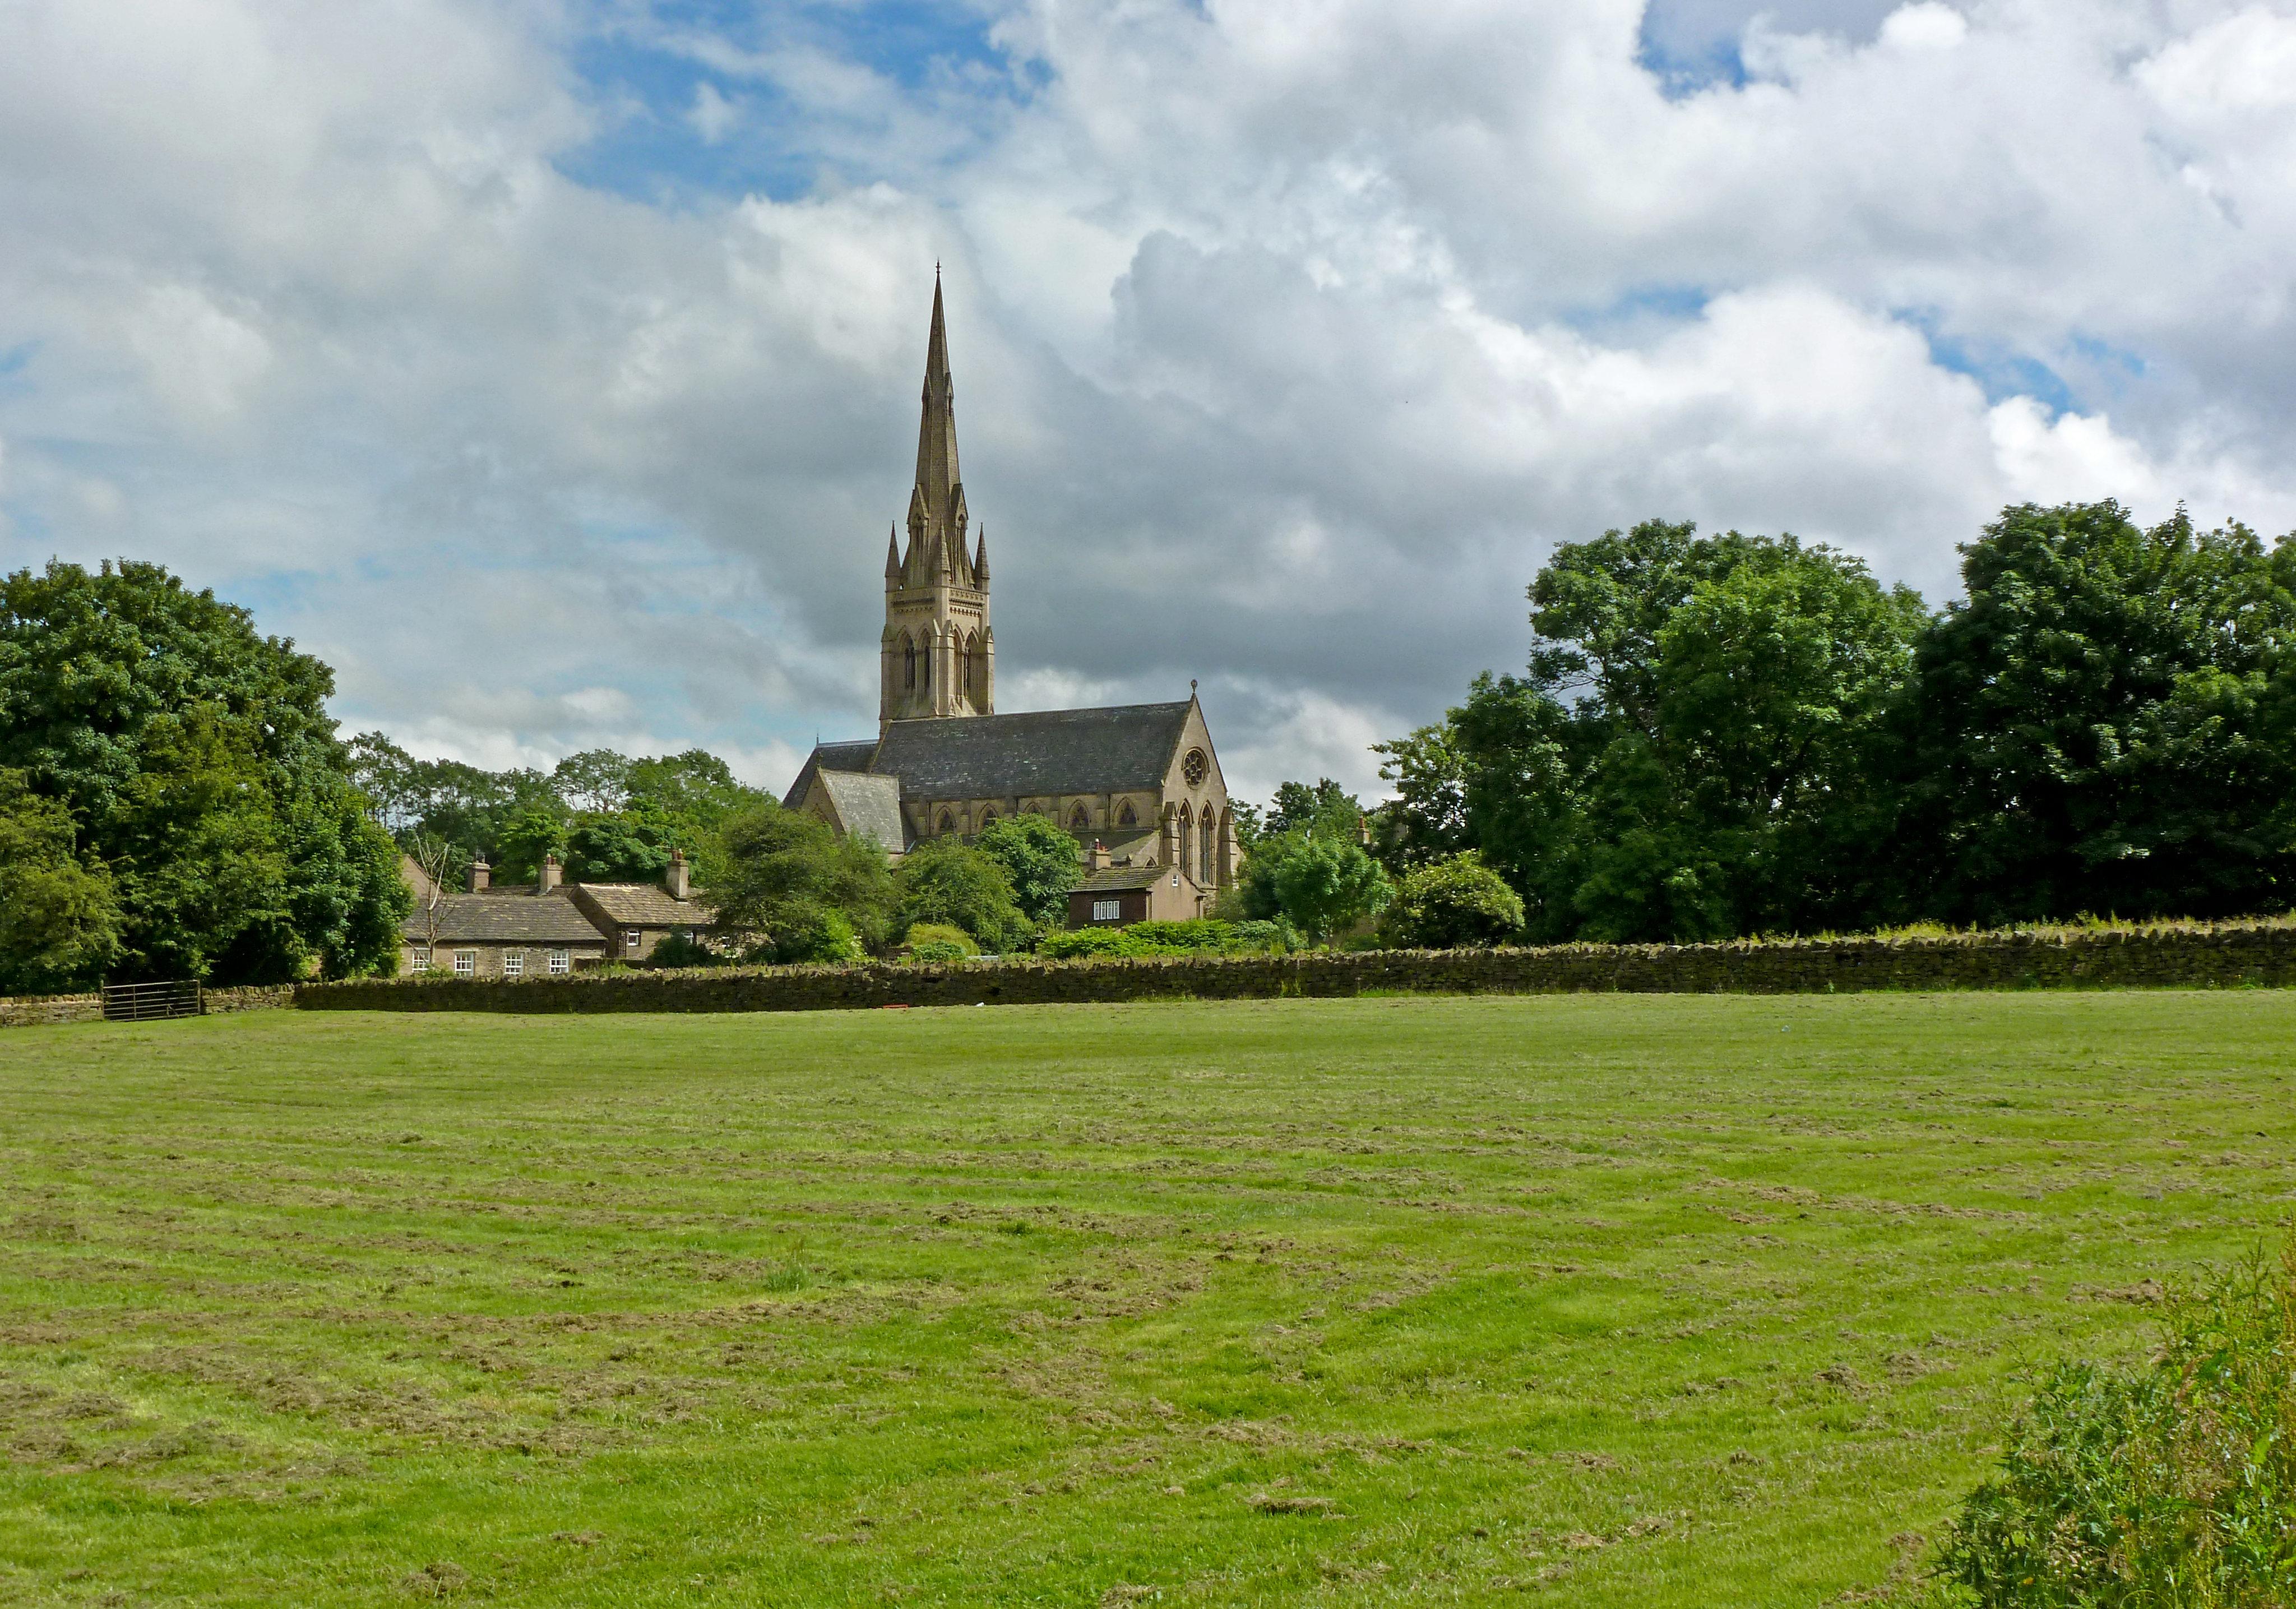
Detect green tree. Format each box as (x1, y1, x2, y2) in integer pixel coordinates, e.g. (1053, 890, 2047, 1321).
(346, 731, 559, 868)
(974, 814, 1082, 927)
(1391, 521, 1927, 942)
(1369, 723, 1469, 872)
(1266, 779, 1363, 839)
(563, 802, 688, 885)
(1266, 835, 1391, 944)
(494, 803, 570, 884)
(894, 839, 1032, 952)
(713, 805, 895, 953)
(551, 749, 633, 814)
(0, 560, 407, 982)
(0, 767, 122, 992)
(1377, 852, 1524, 949)
(1892, 502, 2296, 924)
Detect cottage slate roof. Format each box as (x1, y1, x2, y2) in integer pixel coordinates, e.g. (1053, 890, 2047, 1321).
(402, 893, 607, 946)
(1076, 866, 1172, 893)
(817, 770, 908, 849)
(580, 885, 711, 926)
(869, 701, 1194, 800)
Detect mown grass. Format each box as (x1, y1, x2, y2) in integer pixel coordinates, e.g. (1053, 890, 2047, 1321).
(1, 993, 2291, 1607)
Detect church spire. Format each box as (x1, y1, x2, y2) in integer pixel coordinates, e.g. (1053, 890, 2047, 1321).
(881, 272, 990, 729)
(885, 525, 901, 582)
(911, 269, 962, 552)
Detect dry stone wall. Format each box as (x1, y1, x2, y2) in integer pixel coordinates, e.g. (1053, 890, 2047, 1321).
(0, 983, 297, 1029)
(298, 922, 2296, 1017)
(0, 992, 103, 1028)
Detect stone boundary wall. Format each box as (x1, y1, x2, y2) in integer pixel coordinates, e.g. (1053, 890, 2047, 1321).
(0, 992, 103, 1029)
(0, 983, 297, 1029)
(203, 986, 298, 1016)
(298, 922, 2296, 1017)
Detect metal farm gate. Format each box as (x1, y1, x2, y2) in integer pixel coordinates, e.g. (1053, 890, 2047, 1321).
(100, 980, 203, 1022)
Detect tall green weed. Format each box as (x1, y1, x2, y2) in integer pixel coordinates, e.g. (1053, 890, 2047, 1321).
(1935, 1238, 2295, 1606)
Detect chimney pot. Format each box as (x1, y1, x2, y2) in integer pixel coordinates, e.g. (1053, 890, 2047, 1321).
(665, 848, 691, 901)
(1089, 840, 1110, 871)
(538, 853, 561, 894)
(467, 858, 490, 893)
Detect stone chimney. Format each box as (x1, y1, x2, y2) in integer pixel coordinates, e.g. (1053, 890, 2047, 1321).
(1089, 840, 1110, 871)
(665, 848, 690, 901)
(1358, 813, 1372, 847)
(538, 853, 561, 894)
(467, 857, 490, 893)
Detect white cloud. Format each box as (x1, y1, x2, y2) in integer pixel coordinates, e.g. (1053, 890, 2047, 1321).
(1879, 3, 1969, 52)
(686, 81, 739, 145)
(4, 0, 2296, 812)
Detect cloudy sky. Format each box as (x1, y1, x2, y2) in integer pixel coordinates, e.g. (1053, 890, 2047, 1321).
(4, 0, 2293, 802)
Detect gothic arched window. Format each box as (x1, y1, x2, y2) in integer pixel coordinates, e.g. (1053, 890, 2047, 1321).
(1069, 804, 1089, 830)
(1201, 813, 1218, 885)
(937, 810, 955, 836)
(903, 636, 916, 690)
(1117, 800, 1137, 827)
(980, 808, 997, 827)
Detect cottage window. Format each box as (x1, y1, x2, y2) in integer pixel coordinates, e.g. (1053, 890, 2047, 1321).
(410, 947, 430, 974)
(502, 951, 524, 978)
(624, 930, 641, 952)
(453, 950, 476, 976)
(548, 950, 570, 975)
(1092, 899, 1121, 923)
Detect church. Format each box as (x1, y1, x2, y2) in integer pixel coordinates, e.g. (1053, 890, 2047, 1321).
(784, 278, 1236, 926)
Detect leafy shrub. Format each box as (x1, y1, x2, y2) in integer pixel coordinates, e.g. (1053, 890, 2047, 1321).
(641, 931, 725, 969)
(1378, 851, 1526, 949)
(1036, 927, 1130, 959)
(1934, 1237, 2295, 1607)
(896, 840, 1033, 953)
(1121, 919, 1234, 953)
(762, 904, 865, 965)
(904, 922, 979, 964)
(973, 815, 1081, 926)
(1033, 918, 1306, 959)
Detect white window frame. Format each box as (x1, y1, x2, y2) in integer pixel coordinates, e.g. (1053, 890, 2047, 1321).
(1091, 898, 1122, 923)
(548, 949, 570, 975)
(410, 947, 430, 974)
(502, 951, 523, 978)
(452, 950, 477, 977)
(624, 929, 641, 953)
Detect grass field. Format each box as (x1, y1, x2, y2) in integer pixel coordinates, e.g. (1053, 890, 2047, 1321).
(2, 993, 2292, 1607)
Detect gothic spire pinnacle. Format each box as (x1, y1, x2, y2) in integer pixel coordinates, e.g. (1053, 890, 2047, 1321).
(912, 275, 960, 540)
(974, 528, 989, 582)
(885, 525, 900, 581)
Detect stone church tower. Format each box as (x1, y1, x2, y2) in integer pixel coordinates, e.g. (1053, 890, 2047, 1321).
(880, 273, 992, 729)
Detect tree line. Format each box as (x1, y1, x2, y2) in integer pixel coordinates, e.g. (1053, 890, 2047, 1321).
(1368, 501, 2296, 941)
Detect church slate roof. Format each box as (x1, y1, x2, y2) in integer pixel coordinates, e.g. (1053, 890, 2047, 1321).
(783, 740, 878, 811)
(867, 701, 1194, 801)
(817, 770, 908, 849)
